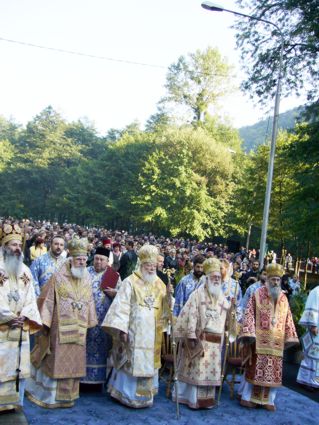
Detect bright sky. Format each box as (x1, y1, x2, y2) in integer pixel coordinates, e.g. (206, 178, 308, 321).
(0, 0, 304, 135)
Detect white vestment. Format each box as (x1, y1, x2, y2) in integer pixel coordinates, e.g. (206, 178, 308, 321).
(0, 261, 42, 411)
(297, 286, 319, 388)
(102, 272, 168, 408)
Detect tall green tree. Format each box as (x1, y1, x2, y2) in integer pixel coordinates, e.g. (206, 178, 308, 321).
(234, 0, 319, 103)
(228, 147, 267, 246)
(11, 106, 83, 218)
(161, 47, 233, 123)
(283, 121, 319, 255)
(132, 127, 235, 239)
(229, 131, 298, 250)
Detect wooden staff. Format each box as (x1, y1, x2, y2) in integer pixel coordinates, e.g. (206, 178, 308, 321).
(228, 272, 240, 342)
(304, 266, 308, 291)
(218, 330, 229, 405)
(163, 268, 180, 419)
(218, 272, 240, 404)
(15, 312, 23, 393)
(16, 225, 28, 393)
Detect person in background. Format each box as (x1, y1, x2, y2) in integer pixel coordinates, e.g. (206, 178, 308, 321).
(281, 274, 293, 301)
(173, 254, 205, 317)
(101, 238, 114, 266)
(82, 247, 120, 387)
(289, 274, 301, 296)
(118, 240, 137, 281)
(112, 243, 122, 272)
(30, 235, 47, 263)
(30, 236, 66, 296)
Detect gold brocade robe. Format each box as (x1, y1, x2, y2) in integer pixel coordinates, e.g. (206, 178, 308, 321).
(31, 261, 97, 379)
(0, 260, 42, 407)
(102, 272, 169, 377)
(240, 285, 298, 387)
(174, 284, 230, 386)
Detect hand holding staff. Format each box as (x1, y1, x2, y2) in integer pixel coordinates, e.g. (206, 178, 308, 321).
(163, 268, 180, 419)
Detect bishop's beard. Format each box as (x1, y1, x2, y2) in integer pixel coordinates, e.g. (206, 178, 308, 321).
(71, 266, 87, 280)
(141, 270, 157, 285)
(269, 286, 282, 302)
(3, 248, 23, 278)
(207, 279, 221, 299)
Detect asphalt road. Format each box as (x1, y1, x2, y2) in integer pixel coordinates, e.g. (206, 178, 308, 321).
(1, 360, 317, 425)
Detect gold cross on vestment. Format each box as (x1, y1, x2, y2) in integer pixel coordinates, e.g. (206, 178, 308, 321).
(21, 273, 30, 286)
(0, 273, 8, 287)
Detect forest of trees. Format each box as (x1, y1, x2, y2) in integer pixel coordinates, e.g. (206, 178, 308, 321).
(1, 0, 318, 256)
(1, 102, 318, 256)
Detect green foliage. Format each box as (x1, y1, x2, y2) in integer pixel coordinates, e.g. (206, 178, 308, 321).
(0, 139, 15, 173)
(0, 104, 242, 237)
(229, 129, 299, 249)
(161, 46, 233, 123)
(234, 0, 319, 103)
(145, 109, 172, 133)
(290, 290, 308, 337)
(282, 120, 319, 253)
(131, 127, 234, 239)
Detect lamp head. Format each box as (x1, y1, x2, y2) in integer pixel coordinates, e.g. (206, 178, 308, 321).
(201, 1, 224, 12)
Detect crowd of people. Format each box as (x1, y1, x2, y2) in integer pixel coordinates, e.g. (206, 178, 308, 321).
(0, 217, 318, 417)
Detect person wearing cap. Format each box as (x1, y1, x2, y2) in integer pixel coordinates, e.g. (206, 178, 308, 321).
(101, 238, 113, 266)
(102, 244, 169, 408)
(0, 223, 42, 413)
(81, 247, 121, 386)
(26, 236, 97, 408)
(173, 258, 230, 409)
(238, 263, 298, 411)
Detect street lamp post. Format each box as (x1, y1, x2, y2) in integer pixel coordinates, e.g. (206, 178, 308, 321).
(201, 2, 284, 269)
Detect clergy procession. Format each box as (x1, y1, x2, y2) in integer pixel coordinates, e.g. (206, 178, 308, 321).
(0, 218, 318, 425)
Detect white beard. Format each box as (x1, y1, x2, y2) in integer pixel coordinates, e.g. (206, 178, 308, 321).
(269, 286, 282, 302)
(142, 271, 157, 284)
(71, 266, 87, 280)
(208, 280, 221, 299)
(3, 249, 24, 278)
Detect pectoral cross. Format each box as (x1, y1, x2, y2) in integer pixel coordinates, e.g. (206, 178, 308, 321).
(71, 301, 83, 311)
(205, 308, 219, 321)
(144, 295, 155, 310)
